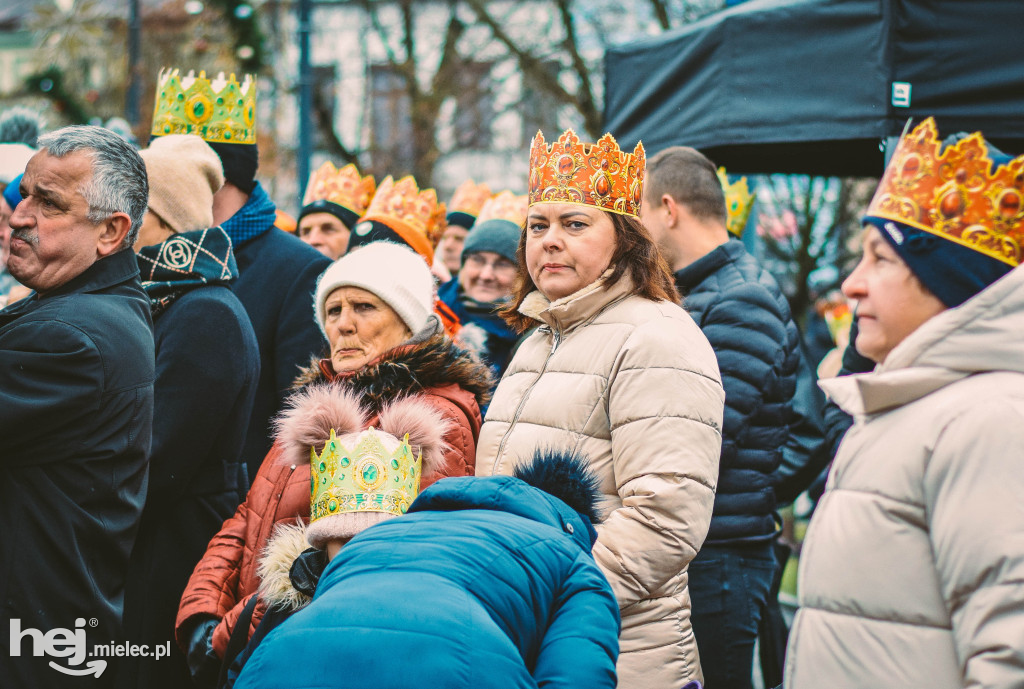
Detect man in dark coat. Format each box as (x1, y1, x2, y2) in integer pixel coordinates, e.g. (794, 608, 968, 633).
(149, 70, 331, 483)
(116, 134, 261, 689)
(207, 148, 329, 482)
(641, 146, 814, 689)
(0, 125, 154, 688)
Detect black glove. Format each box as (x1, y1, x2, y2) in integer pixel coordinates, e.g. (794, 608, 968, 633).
(289, 547, 328, 599)
(186, 616, 221, 688)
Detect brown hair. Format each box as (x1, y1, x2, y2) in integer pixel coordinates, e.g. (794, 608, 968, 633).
(501, 211, 679, 333)
(646, 146, 727, 225)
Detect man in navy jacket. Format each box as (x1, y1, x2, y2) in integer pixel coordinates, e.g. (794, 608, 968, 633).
(198, 136, 330, 483)
(0, 126, 154, 688)
(641, 146, 811, 689)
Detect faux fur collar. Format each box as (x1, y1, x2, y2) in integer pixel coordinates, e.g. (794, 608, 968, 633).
(291, 334, 492, 412)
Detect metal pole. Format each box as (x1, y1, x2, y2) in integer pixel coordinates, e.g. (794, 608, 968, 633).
(297, 0, 313, 209)
(126, 0, 142, 127)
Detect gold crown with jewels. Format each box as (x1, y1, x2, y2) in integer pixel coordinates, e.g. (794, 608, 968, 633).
(529, 129, 645, 217)
(475, 190, 529, 226)
(866, 117, 1024, 267)
(310, 428, 422, 525)
(359, 175, 447, 263)
(717, 167, 755, 237)
(303, 161, 376, 216)
(448, 180, 492, 218)
(151, 68, 257, 145)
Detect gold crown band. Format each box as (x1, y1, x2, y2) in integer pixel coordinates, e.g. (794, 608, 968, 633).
(866, 117, 1024, 267)
(310, 428, 422, 522)
(717, 167, 755, 237)
(151, 68, 257, 145)
(529, 129, 645, 217)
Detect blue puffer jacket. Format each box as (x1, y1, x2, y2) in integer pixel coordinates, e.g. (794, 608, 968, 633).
(235, 476, 620, 689)
(674, 239, 800, 543)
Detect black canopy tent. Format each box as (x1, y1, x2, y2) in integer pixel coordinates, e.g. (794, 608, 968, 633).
(603, 0, 1024, 176)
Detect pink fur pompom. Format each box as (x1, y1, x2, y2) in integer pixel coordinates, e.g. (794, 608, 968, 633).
(273, 385, 367, 467)
(376, 396, 451, 479)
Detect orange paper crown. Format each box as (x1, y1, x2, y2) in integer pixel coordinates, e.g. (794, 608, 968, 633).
(448, 180, 492, 217)
(303, 162, 376, 216)
(866, 117, 1024, 267)
(717, 167, 755, 237)
(529, 129, 645, 217)
(359, 176, 447, 263)
(475, 190, 529, 227)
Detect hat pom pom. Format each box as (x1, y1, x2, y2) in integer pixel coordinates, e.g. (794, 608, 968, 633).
(274, 385, 367, 467)
(376, 396, 450, 479)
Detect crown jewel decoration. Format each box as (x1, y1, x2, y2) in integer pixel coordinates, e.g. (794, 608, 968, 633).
(449, 180, 492, 217)
(151, 68, 257, 145)
(866, 117, 1024, 267)
(303, 162, 376, 215)
(310, 428, 422, 523)
(717, 167, 755, 237)
(529, 129, 645, 217)
(475, 190, 528, 227)
(360, 175, 447, 259)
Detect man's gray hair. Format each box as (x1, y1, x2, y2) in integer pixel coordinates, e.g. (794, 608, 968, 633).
(36, 125, 148, 249)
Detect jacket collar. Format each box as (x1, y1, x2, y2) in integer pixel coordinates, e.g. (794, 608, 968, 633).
(822, 264, 1024, 415)
(673, 238, 743, 292)
(518, 269, 634, 333)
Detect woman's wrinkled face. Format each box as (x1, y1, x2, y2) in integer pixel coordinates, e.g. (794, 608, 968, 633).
(324, 286, 412, 372)
(525, 203, 616, 302)
(842, 226, 946, 364)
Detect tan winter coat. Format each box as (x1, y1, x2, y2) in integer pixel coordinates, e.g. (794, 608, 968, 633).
(786, 264, 1024, 689)
(476, 274, 724, 688)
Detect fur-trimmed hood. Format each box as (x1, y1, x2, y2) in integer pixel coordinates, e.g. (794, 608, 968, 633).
(257, 522, 316, 612)
(292, 334, 492, 411)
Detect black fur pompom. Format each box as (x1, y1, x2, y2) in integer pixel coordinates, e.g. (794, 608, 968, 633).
(513, 448, 603, 524)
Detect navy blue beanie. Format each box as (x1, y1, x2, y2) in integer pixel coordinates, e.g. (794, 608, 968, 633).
(461, 218, 521, 265)
(3, 172, 22, 210)
(865, 217, 1013, 308)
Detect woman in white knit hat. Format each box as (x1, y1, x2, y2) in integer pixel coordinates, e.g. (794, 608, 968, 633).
(176, 240, 492, 685)
(121, 133, 262, 689)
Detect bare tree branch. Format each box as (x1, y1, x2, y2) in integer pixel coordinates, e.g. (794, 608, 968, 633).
(554, 0, 601, 137)
(649, 0, 671, 30)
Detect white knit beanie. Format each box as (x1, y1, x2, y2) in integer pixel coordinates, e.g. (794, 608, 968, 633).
(140, 134, 224, 234)
(314, 241, 435, 338)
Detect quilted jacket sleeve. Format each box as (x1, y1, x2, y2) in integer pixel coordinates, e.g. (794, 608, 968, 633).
(532, 552, 620, 689)
(421, 386, 482, 488)
(924, 401, 1024, 688)
(594, 314, 724, 608)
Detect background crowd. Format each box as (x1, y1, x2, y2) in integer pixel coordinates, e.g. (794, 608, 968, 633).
(1, 65, 1023, 689)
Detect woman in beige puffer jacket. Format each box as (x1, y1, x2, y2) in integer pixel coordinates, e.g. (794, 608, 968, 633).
(476, 129, 725, 688)
(786, 241, 1024, 687)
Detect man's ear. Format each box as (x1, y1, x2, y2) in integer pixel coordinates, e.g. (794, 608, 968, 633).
(96, 212, 132, 256)
(660, 194, 679, 228)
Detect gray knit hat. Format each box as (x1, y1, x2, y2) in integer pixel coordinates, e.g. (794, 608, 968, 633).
(461, 219, 521, 265)
(140, 134, 224, 234)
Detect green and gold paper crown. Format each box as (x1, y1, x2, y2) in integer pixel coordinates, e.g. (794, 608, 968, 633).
(310, 428, 422, 524)
(151, 68, 257, 145)
(717, 167, 755, 237)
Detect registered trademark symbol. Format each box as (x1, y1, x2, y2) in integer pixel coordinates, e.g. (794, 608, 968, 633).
(89, 618, 98, 628)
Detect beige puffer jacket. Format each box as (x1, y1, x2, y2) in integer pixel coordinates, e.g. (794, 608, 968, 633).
(476, 274, 724, 688)
(786, 264, 1024, 689)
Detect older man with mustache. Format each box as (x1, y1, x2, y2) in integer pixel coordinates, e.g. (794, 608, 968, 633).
(0, 125, 154, 689)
